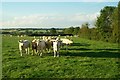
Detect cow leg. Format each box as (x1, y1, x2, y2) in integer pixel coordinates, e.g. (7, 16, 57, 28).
(32, 49, 34, 55)
(54, 50, 56, 57)
(28, 48, 30, 55)
(40, 52, 42, 56)
(57, 48, 60, 57)
(57, 51, 59, 57)
(46, 48, 50, 53)
(35, 49, 37, 55)
(48, 48, 51, 53)
(37, 49, 40, 56)
(20, 50, 23, 56)
(46, 48, 48, 53)
(33, 49, 36, 55)
(37, 50, 39, 56)
(40, 50, 43, 56)
(25, 48, 27, 54)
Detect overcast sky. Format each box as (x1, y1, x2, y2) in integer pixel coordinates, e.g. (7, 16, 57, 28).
(0, 0, 119, 28)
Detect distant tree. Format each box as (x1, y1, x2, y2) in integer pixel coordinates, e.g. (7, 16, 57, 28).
(64, 27, 74, 34)
(25, 30, 33, 35)
(78, 22, 90, 39)
(50, 28, 57, 34)
(64, 28, 69, 34)
(46, 29, 49, 34)
(73, 27, 80, 35)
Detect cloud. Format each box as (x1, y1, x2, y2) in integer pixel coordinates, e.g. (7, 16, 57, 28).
(1, 12, 100, 28)
(70, 12, 100, 22)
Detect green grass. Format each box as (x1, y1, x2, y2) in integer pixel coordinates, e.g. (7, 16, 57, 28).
(2, 35, 120, 78)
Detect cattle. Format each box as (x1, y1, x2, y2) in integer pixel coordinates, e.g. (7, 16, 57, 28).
(31, 39, 37, 55)
(21, 35, 23, 37)
(42, 36, 48, 41)
(60, 38, 73, 50)
(18, 40, 30, 56)
(31, 37, 52, 56)
(40, 36, 53, 53)
(36, 39, 46, 56)
(45, 39, 53, 53)
(53, 37, 62, 57)
(61, 38, 73, 45)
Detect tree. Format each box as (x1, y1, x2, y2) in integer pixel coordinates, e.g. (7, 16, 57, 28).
(89, 28, 100, 40)
(111, 1, 120, 43)
(111, 7, 118, 42)
(25, 30, 33, 35)
(95, 6, 115, 42)
(78, 22, 90, 39)
(64, 27, 74, 34)
(46, 29, 49, 34)
(118, 1, 120, 43)
(73, 27, 80, 35)
(50, 28, 57, 34)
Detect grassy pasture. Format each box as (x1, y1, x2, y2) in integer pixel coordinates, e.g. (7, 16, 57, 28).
(2, 35, 120, 78)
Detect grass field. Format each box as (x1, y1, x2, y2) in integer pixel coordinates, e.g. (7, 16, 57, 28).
(2, 35, 120, 78)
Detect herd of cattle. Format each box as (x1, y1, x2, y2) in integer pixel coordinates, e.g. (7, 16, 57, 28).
(18, 36, 73, 57)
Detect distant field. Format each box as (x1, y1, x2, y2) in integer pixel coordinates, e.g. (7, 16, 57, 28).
(2, 35, 120, 78)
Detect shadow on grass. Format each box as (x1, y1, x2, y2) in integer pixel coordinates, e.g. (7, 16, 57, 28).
(61, 47, 120, 52)
(61, 47, 92, 51)
(95, 48, 120, 51)
(115, 74, 120, 78)
(60, 50, 120, 58)
(71, 43, 91, 46)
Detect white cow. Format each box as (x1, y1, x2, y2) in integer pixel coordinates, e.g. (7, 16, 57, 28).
(61, 38, 73, 45)
(18, 40, 30, 56)
(53, 37, 62, 57)
(60, 38, 73, 50)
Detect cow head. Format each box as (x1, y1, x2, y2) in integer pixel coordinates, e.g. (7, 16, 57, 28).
(18, 40, 24, 47)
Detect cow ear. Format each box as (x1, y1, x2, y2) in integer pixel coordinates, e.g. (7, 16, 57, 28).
(18, 40, 22, 43)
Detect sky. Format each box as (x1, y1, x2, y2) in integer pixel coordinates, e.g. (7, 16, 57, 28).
(0, 1, 119, 29)
(1, 0, 120, 2)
